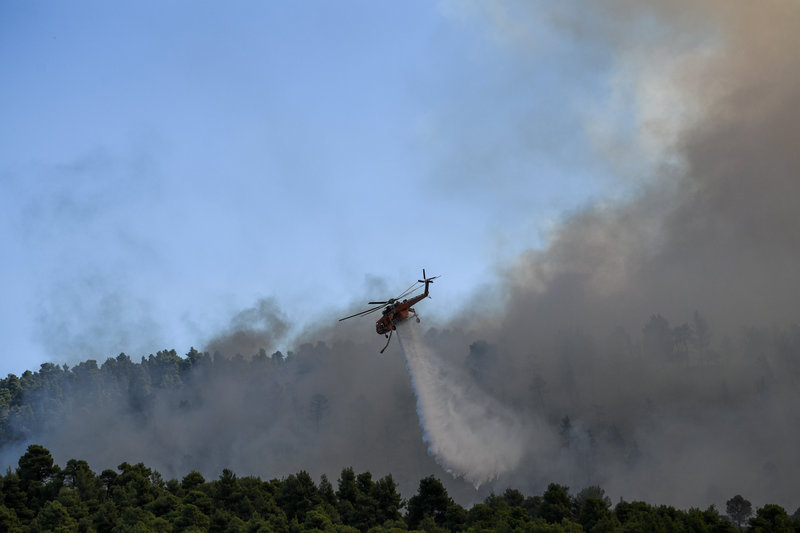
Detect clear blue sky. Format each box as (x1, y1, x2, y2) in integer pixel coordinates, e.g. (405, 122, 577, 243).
(1, 1, 624, 376)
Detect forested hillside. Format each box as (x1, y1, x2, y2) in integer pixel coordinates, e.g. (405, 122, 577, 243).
(3, 444, 799, 532)
(0, 343, 447, 500)
(0, 348, 225, 449)
(2, 317, 800, 510)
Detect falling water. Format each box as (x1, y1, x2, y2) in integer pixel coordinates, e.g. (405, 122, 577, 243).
(396, 321, 531, 487)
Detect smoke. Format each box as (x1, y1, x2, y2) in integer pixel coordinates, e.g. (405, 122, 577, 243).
(35, 274, 163, 362)
(418, 0, 800, 508)
(5, 0, 800, 511)
(6, 339, 459, 497)
(204, 298, 289, 357)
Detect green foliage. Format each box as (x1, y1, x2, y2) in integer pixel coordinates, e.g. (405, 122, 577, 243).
(183, 472, 206, 492)
(577, 497, 612, 532)
(372, 474, 403, 526)
(17, 444, 61, 515)
(276, 470, 320, 522)
(405, 476, 465, 532)
(34, 499, 78, 532)
(0, 349, 216, 452)
(748, 504, 795, 533)
(540, 484, 572, 524)
(318, 475, 336, 508)
(0, 504, 23, 533)
(0, 445, 794, 533)
(330, 468, 404, 532)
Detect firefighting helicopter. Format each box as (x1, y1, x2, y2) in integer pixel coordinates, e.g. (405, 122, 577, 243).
(339, 269, 439, 353)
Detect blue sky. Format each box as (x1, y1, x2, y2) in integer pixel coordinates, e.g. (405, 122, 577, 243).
(1, 1, 625, 376)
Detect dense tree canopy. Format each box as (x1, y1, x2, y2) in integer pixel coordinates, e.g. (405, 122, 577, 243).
(0, 350, 201, 451)
(0, 445, 797, 532)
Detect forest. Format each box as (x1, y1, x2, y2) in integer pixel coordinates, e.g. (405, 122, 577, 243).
(1, 315, 800, 531)
(2, 443, 798, 532)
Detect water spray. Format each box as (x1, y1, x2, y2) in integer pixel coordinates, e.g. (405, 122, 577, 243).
(396, 321, 530, 487)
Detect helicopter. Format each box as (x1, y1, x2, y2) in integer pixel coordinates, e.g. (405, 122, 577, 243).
(339, 269, 439, 353)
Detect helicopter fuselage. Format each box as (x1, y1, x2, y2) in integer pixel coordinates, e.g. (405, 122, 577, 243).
(374, 286, 429, 335)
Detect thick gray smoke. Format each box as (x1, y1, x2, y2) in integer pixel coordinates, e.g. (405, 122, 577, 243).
(204, 298, 289, 358)
(6, 0, 800, 511)
(422, 0, 800, 508)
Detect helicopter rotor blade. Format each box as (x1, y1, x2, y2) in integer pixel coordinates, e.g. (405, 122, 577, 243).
(394, 281, 423, 301)
(341, 270, 440, 324)
(338, 304, 384, 322)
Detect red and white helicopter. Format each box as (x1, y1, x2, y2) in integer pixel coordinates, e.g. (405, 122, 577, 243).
(339, 269, 439, 353)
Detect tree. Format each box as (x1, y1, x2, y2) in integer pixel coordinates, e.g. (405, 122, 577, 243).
(17, 444, 58, 486)
(181, 471, 206, 491)
(726, 494, 752, 529)
(466, 502, 496, 531)
(642, 314, 673, 358)
(748, 504, 794, 533)
(208, 508, 243, 533)
(372, 474, 403, 526)
(92, 500, 120, 532)
(614, 500, 667, 533)
(559, 417, 574, 449)
(34, 500, 78, 533)
(351, 472, 380, 531)
(336, 467, 358, 526)
(541, 483, 572, 524)
(1, 473, 33, 522)
(0, 505, 22, 533)
(303, 507, 335, 531)
(214, 468, 239, 509)
(405, 476, 452, 529)
(578, 498, 612, 532)
(173, 503, 210, 532)
(573, 485, 611, 515)
(276, 470, 320, 522)
(673, 323, 693, 361)
(115, 462, 159, 507)
(17, 444, 61, 513)
(309, 393, 331, 431)
(336, 467, 357, 504)
(318, 474, 337, 507)
(62, 459, 99, 502)
(56, 487, 90, 525)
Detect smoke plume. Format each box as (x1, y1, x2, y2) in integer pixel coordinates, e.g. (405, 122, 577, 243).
(422, 0, 800, 508)
(4, 0, 800, 511)
(204, 298, 289, 358)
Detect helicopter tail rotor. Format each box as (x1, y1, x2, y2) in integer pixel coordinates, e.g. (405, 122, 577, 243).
(418, 268, 440, 284)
